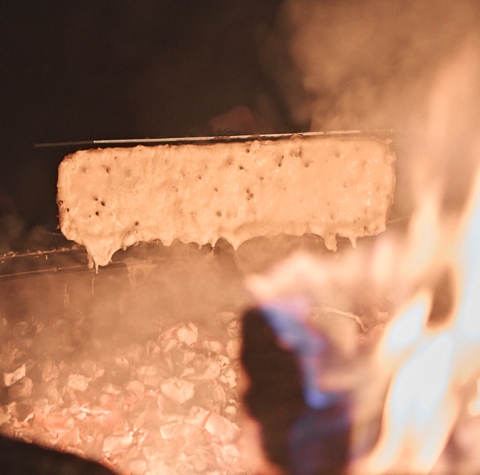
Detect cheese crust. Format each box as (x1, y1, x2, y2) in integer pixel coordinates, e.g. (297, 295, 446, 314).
(57, 136, 396, 267)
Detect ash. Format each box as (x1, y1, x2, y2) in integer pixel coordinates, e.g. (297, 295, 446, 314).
(0, 309, 247, 475)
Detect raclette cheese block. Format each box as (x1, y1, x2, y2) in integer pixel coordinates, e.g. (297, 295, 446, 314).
(57, 136, 396, 268)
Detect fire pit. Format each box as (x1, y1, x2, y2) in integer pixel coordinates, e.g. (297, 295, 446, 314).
(1, 32, 479, 474)
(0, 129, 397, 474)
(0, 242, 249, 474)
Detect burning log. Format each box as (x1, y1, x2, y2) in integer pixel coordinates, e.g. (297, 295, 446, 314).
(240, 298, 359, 475)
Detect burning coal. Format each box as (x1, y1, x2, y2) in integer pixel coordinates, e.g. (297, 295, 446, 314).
(0, 237, 255, 474)
(0, 284, 247, 474)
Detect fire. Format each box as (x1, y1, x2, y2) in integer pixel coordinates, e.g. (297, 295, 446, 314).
(364, 294, 458, 474)
(354, 37, 480, 475)
(360, 175, 480, 473)
(240, 35, 480, 475)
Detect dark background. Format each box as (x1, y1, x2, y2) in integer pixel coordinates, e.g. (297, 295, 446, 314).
(0, 1, 288, 246)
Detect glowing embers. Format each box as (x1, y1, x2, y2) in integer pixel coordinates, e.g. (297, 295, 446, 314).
(0, 313, 246, 474)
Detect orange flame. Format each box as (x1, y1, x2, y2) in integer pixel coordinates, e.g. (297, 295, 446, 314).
(355, 36, 480, 475)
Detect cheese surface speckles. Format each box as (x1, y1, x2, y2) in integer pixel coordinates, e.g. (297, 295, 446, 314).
(57, 137, 396, 267)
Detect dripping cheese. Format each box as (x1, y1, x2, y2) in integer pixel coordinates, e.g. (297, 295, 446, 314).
(57, 136, 396, 267)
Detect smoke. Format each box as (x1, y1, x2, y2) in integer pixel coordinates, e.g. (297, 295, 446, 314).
(0, 187, 56, 255)
(265, 0, 480, 220)
(409, 35, 480, 214)
(262, 0, 480, 132)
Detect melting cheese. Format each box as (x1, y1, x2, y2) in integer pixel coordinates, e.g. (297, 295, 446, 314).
(57, 136, 396, 267)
